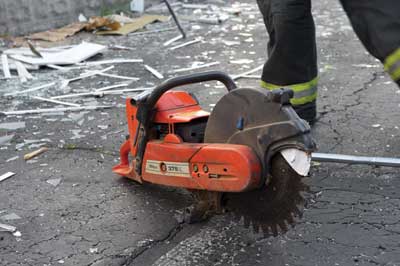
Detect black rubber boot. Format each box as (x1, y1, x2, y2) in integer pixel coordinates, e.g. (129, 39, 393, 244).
(293, 100, 316, 125)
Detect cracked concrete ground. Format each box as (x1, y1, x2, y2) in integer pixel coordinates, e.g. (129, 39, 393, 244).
(1, 0, 400, 265)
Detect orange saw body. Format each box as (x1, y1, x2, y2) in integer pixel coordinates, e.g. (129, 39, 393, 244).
(113, 71, 315, 236)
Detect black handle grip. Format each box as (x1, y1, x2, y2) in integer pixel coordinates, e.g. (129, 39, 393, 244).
(144, 71, 237, 108)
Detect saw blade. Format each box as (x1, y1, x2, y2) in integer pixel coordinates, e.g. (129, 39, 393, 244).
(223, 153, 308, 237)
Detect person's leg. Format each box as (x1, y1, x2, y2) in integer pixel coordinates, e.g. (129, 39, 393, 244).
(339, 0, 400, 86)
(257, 0, 318, 123)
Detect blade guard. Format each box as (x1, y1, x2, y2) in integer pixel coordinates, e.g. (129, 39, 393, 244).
(204, 88, 316, 185)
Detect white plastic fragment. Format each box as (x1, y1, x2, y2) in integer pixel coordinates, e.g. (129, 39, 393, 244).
(144, 65, 164, 79)
(171, 62, 220, 73)
(1, 105, 112, 116)
(163, 35, 184, 47)
(60, 66, 114, 88)
(0, 172, 16, 182)
(6, 156, 19, 162)
(1, 54, 11, 78)
(4, 82, 56, 96)
(78, 59, 143, 66)
(13, 231, 22, 237)
(31, 96, 81, 107)
(51, 87, 152, 99)
(47, 178, 61, 187)
(97, 72, 139, 81)
(280, 148, 311, 176)
(1, 213, 21, 220)
(15, 61, 33, 83)
(10, 42, 107, 66)
(0, 223, 16, 232)
(94, 83, 130, 92)
(231, 64, 264, 80)
(169, 38, 202, 51)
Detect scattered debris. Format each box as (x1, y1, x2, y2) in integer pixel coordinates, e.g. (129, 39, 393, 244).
(94, 83, 130, 92)
(78, 59, 143, 66)
(145, 65, 164, 79)
(0, 172, 16, 182)
(89, 247, 99, 254)
(96, 14, 168, 35)
(0, 223, 16, 233)
(51, 88, 152, 99)
(0, 135, 14, 145)
(230, 59, 254, 65)
(231, 64, 264, 80)
(4, 82, 56, 96)
(1, 54, 11, 79)
(6, 156, 19, 162)
(372, 124, 381, 128)
(46, 178, 62, 187)
(13, 231, 22, 237)
(163, 35, 184, 47)
(27, 22, 87, 42)
(31, 96, 81, 107)
(15, 61, 33, 83)
(171, 61, 220, 73)
(0, 213, 21, 221)
(24, 147, 49, 161)
(0, 122, 26, 130)
(169, 38, 202, 51)
(85, 16, 121, 32)
(10, 42, 107, 66)
(1, 106, 113, 116)
(60, 66, 114, 88)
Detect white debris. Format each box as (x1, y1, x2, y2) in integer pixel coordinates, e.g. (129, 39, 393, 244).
(372, 124, 381, 128)
(89, 247, 98, 253)
(0, 223, 17, 232)
(1, 54, 11, 78)
(13, 231, 22, 237)
(46, 178, 62, 187)
(163, 35, 184, 47)
(6, 156, 19, 162)
(1, 105, 112, 116)
(230, 59, 254, 64)
(10, 42, 107, 66)
(1, 213, 21, 221)
(171, 62, 220, 73)
(31, 96, 81, 107)
(4, 82, 56, 96)
(169, 38, 202, 51)
(0, 172, 16, 182)
(144, 65, 164, 79)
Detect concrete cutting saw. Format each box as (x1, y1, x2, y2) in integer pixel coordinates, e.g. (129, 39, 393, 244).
(113, 71, 316, 236)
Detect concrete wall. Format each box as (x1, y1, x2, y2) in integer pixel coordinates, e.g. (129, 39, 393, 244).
(0, 0, 133, 36)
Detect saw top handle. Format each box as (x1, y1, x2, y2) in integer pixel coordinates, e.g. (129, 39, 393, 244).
(143, 71, 237, 107)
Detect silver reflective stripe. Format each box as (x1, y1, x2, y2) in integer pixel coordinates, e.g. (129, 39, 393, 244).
(293, 85, 318, 99)
(388, 60, 400, 77)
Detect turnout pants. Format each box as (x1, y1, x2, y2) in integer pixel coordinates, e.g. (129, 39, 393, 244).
(257, 0, 400, 106)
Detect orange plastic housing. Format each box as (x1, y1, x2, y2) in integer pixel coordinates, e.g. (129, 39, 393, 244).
(112, 91, 262, 192)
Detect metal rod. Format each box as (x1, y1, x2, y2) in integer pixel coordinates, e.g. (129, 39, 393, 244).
(164, 0, 186, 39)
(312, 152, 400, 168)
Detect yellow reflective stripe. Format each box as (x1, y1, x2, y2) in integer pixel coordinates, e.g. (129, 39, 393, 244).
(384, 48, 400, 71)
(290, 91, 318, 105)
(391, 66, 400, 81)
(260, 77, 319, 92)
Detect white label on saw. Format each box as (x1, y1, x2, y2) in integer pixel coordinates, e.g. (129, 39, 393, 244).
(145, 160, 191, 177)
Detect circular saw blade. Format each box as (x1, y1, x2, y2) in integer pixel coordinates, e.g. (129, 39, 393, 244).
(223, 153, 308, 237)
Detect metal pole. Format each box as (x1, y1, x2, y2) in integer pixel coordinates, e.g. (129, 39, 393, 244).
(312, 152, 400, 168)
(164, 0, 186, 39)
